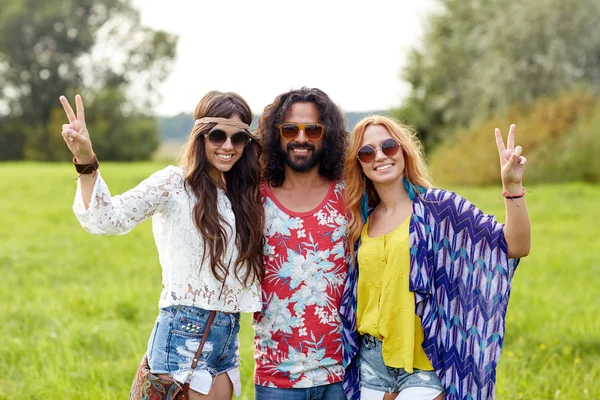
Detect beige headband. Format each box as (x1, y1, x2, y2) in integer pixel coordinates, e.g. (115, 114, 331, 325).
(194, 117, 250, 131)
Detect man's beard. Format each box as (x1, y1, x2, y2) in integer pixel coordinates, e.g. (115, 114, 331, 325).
(280, 143, 323, 173)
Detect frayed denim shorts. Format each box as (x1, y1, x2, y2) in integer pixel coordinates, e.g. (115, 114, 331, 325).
(358, 334, 443, 398)
(147, 305, 242, 396)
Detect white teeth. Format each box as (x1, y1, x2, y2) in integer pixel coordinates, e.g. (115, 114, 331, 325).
(217, 154, 233, 160)
(293, 148, 309, 153)
(375, 164, 392, 171)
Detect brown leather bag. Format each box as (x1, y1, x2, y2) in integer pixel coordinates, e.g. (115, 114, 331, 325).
(129, 310, 216, 400)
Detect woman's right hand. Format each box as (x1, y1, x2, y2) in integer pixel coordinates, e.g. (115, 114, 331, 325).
(60, 94, 95, 163)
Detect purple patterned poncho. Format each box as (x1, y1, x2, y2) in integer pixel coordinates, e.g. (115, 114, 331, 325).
(341, 188, 520, 400)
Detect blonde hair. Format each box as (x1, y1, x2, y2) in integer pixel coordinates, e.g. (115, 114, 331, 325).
(344, 115, 433, 253)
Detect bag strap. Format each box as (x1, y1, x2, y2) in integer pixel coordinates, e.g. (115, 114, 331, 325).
(173, 258, 233, 399)
(190, 310, 216, 371)
(179, 309, 216, 398)
(167, 310, 216, 400)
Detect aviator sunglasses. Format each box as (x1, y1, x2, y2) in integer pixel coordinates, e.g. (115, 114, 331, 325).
(357, 138, 401, 163)
(277, 123, 325, 141)
(204, 128, 251, 148)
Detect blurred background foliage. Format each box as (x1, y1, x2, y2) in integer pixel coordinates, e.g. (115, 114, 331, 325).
(0, 0, 599, 184)
(395, 0, 600, 146)
(430, 90, 600, 185)
(0, 0, 177, 161)
(393, 0, 600, 185)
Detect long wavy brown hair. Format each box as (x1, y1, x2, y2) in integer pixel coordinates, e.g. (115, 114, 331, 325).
(180, 91, 264, 286)
(344, 116, 433, 254)
(256, 87, 348, 187)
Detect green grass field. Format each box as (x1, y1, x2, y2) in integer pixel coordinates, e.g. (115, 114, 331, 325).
(1, 162, 599, 399)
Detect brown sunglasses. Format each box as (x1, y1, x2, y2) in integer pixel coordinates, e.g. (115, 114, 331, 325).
(357, 138, 401, 163)
(203, 129, 251, 148)
(277, 123, 325, 141)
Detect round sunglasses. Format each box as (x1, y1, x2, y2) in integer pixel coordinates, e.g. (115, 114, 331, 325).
(357, 138, 401, 163)
(204, 129, 251, 148)
(277, 123, 325, 141)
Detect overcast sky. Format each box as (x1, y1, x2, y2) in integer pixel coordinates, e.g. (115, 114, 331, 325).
(131, 0, 436, 116)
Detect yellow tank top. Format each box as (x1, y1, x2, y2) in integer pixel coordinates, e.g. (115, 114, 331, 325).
(356, 215, 433, 371)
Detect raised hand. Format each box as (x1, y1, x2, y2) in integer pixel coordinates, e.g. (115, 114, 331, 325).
(60, 94, 95, 163)
(495, 124, 526, 189)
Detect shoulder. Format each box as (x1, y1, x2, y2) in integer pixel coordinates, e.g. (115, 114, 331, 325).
(259, 181, 270, 199)
(149, 165, 184, 178)
(154, 165, 185, 182)
(163, 165, 185, 178)
(330, 180, 345, 201)
(419, 187, 486, 222)
(422, 187, 459, 201)
(420, 187, 470, 207)
(327, 180, 345, 203)
(414, 187, 470, 218)
(141, 166, 186, 193)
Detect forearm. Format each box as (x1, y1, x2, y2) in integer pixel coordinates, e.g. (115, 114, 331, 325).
(74, 167, 174, 235)
(74, 154, 98, 210)
(503, 184, 531, 258)
(78, 172, 98, 210)
(74, 176, 135, 236)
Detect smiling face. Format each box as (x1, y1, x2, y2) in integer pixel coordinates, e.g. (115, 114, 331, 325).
(280, 102, 323, 173)
(358, 124, 405, 185)
(203, 114, 246, 174)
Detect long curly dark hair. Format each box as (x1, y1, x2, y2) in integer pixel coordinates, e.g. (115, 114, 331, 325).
(257, 87, 348, 187)
(181, 91, 264, 286)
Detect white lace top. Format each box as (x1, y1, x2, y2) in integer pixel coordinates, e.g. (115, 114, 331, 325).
(72, 165, 261, 312)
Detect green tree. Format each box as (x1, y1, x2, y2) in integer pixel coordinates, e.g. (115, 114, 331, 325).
(396, 0, 600, 145)
(0, 0, 177, 160)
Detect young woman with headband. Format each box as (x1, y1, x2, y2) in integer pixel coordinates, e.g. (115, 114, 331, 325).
(59, 91, 264, 399)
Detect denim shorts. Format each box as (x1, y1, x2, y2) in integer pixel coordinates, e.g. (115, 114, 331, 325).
(358, 334, 443, 396)
(147, 305, 242, 396)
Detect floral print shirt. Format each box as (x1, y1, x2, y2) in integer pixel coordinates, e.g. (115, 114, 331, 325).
(253, 181, 350, 389)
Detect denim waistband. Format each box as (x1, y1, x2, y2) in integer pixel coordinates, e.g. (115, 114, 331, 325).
(160, 305, 240, 327)
(362, 334, 381, 347)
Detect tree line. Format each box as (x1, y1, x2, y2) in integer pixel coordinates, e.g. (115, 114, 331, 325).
(1, 0, 600, 170)
(158, 111, 388, 142)
(394, 0, 600, 150)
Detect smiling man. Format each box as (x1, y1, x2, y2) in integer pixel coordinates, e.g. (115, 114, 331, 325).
(253, 87, 350, 400)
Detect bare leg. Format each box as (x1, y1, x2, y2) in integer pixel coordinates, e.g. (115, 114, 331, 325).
(156, 373, 233, 400)
(394, 390, 444, 400)
(157, 374, 174, 382)
(389, 389, 444, 400)
(204, 373, 234, 400)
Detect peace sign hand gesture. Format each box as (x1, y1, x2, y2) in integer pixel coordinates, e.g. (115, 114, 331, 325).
(495, 124, 527, 190)
(60, 94, 95, 164)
